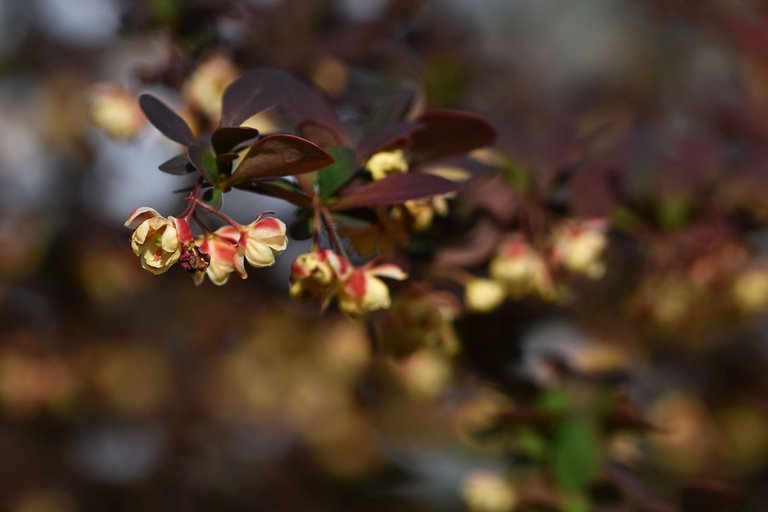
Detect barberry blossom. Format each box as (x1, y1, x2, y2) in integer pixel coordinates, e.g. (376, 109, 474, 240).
(337, 263, 407, 317)
(289, 249, 347, 301)
(193, 229, 240, 286)
(464, 278, 506, 313)
(89, 83, 146, 140)
(218, 216, 288, 278)
(365, 149, 409, 181)
(124, 207, 193, 275)
(551, 219, 608, 278)
(490, 235, 556, 300)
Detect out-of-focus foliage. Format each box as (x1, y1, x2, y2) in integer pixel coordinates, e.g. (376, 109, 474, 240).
(1, 0, 768, 510)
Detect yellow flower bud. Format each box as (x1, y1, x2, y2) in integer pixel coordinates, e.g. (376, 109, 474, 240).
(465, 278, 505, 312)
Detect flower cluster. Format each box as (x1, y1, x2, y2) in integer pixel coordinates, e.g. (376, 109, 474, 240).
(466, 219, 609, 312)
(290, 249, 407, 316)
(124, 207, 287, 285)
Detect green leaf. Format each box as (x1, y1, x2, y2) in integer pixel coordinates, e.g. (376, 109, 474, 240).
(552, 417, 601, 494)
(318, 147, 357, 198)
(188, 145, 220, 185)
(202, 188, 222, 210)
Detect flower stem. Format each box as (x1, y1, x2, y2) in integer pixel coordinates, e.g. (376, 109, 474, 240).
(194, 198, 242, 228)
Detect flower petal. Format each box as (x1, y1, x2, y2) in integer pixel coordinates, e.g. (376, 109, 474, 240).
(124, 207, 161, 229)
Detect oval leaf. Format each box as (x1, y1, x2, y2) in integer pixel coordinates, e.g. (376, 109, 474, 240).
(220, 68, 295, 127)
(139, 94, 196, 146)
(318, 147, 357, 199)
(228, 134, 334, 184)
(158, 153, 195, 175)
(330, 172, 465, 211)
(356, 121, 423, 163)
(410, 110, 495, 164)
(211, 127, 259, 154)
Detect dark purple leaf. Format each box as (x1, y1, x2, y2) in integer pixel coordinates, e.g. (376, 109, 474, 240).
(216, 152, 239, 177)
(158, 153, 195, 175)
(228, 134, 334, 184)
(139, 94, 196, 146)
(410, 110, 495, 164)
(235, 180, 312, 208)
(220, 68, 295, 127)
(330, 172, 465, 211)
(299, 120, 342, 148)
(211, 127, 259, 154)
(285, 80, 347, 142)
(356, 122, 423, 163)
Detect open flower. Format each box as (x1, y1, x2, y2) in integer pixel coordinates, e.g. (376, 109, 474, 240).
(219, 216, 288, 278)
(193, 229, 239, 286)
(124, 207, 192, 275)
(337, 263, 407, 317)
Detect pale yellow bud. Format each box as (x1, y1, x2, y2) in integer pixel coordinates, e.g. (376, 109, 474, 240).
(462, 471, 518, 512)
(733, 268, 768, 313)
(465, 278, 505, 312)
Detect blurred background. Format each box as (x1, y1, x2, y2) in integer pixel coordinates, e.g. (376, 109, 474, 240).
(2, 0, 768, 510)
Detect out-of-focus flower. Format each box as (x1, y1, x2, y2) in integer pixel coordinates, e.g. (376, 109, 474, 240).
(124, 207, 193, 275)
(462, 470, 518, 512)
(289, 249, 406, 316)
(337, 263, 407, 316)
(490, 236, 555, 300)
(395, 195, 451, 232)
(193, 229, 239, 285)
(393, 349, 454, 398)
(732, 267, 768, 313)
(551, 219, 608, 278)
(183, 54, 239, 120)
(465, 278, 506, 312)
(290, 249, 347, 301)
(89, 83, 145, 139)
(375, 285, 461, 355)
(365, 149, 409, 180)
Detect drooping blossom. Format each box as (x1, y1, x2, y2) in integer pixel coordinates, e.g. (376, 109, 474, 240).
(124, 207, 193, 275)
(364, 149, 409, 181)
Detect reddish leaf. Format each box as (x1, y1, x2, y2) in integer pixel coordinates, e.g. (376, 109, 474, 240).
(211, 127, 259, 154)
(139, 94, 197, 146)
(158, 153, 195, 175)
(330, 172, 465, 211)
(356, 122, 423, 163)
(220, 68, 295, 127)
(228, 134, 334, 184)
(410, 110, 495, 164)
(299, 120, 342, 148)
(285, 80, 347, 142)
(235, 180, 312, 208)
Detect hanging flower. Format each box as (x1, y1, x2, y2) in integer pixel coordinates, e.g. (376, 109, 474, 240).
(219, 216, 289, 279)
(336, 263, 407, 317)
(124, 207, 193, 275)
(551, 219, 608, 278)
(193, 229, 239, 286)
(289, 249, 347, 301)
(490, 235, 555, 300)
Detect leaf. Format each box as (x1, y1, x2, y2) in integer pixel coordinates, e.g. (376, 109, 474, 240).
(285, 80, 347, 141)
(211, 127, 259, 154)
(235, 179, 312, 208)
(228, 134, 334, 184)
(551, 417, 601, 494)
(410, 110, 495, 164)
(220, 68, 295, 127)
(318, 147, 357, 198)
(188, 145, 220, 184)
(298, 120, 342, 148)
(356, 122, 423, 163)
(158, 153, 195, 175)
(330, 172, 465, 211)
(139, 94, 197, 146)
(202, 188, 222, 210)
(216, 152, 239, 177)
